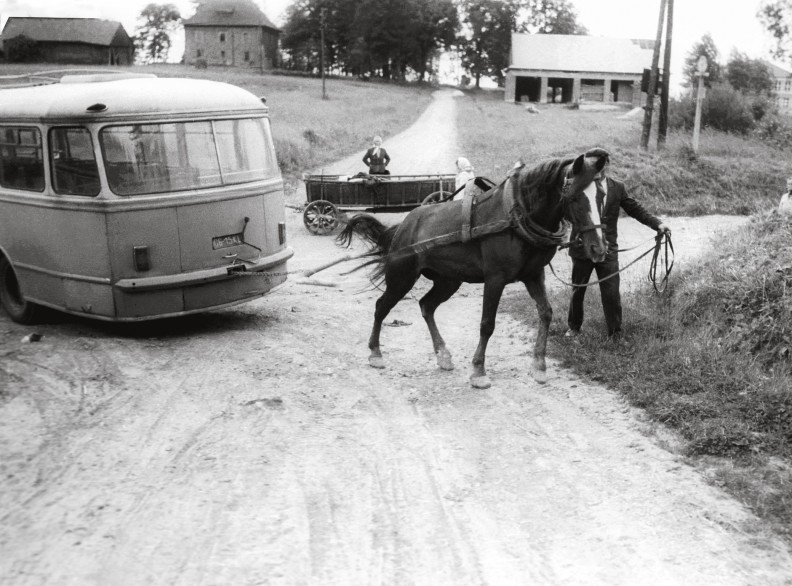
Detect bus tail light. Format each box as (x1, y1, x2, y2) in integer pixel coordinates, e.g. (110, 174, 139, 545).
(278, 222, 286, 245)
(133, 246, 150, 272)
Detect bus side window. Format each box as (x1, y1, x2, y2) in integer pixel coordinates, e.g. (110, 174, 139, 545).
(49, 127, 100, 196)
(0, 126, 45, 192)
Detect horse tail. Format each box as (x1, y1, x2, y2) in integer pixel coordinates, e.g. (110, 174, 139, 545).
(336, 213, 398, 254)
(335, 214, 400, 284)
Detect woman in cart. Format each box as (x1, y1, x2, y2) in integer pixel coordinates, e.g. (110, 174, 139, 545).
(362, 135, 390, 175)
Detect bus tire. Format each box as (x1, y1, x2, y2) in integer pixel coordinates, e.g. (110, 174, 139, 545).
(0, 256, 40, 324)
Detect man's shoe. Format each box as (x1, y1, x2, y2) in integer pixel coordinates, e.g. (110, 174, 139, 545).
(565, 328, 580, 338)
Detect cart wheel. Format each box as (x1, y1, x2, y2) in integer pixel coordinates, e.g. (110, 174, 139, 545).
(303, 200, 339, 235)
(422, 190, 452, 205)
(0, 256, 40, 324)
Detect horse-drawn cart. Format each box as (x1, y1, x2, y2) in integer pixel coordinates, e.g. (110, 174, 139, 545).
(302, 173, 455, 235)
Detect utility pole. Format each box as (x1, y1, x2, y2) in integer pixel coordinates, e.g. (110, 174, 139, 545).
(320, 8, 328, 100)
(657, 0, 674, 149)
(641, 0, 667, 150)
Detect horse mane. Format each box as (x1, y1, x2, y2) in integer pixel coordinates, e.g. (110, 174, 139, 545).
(517, 157, 575, 211)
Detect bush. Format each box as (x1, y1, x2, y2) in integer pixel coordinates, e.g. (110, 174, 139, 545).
(754, 112, 792, 150)
(668, 83, 766, 135)
(194, 57, 208, 70)
(5, 34, 40, 63)
(703, 83, 755, 134)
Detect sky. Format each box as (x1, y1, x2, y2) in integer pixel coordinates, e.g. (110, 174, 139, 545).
(0, 0, 784, 94)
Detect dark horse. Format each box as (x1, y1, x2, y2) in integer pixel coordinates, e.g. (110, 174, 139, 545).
(336, 153, 608, 388)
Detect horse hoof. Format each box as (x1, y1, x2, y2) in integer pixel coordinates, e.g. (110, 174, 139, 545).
(437, 352, 454, 371)
(470, 375, 491, 389)
(533, 370, 548, 384)
(369, 356, 386, 369)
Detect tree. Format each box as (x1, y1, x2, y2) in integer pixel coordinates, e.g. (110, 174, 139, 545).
(134, 3, 181, 64)
(682, 33, 722, 89)
(458, 0, 521, 88)
(759, 0, 792, 62)
(725, 51, 774, 95)
(524, 0, 588, 34)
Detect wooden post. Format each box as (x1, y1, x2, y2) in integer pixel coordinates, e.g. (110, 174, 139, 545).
(320, 9, 327, 100)
(692, 56, 708, 154)
(641, 0, 667, 150)
(658, 0, 674, 149)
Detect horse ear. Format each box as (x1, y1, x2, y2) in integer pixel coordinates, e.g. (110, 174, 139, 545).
(572, 154, 584, 175)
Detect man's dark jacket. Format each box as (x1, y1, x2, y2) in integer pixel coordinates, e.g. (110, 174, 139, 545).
(569, 177, 661, 260)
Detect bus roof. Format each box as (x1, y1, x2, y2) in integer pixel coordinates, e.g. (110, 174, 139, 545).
(0, 76, 269, 122)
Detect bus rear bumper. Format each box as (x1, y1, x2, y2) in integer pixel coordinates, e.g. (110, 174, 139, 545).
(114, 247, 294, 292)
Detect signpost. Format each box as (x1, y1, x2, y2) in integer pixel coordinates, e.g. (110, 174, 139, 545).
(692, 55, 708, 154)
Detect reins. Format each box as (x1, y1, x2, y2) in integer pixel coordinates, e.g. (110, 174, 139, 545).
(548, 232, 675, 294)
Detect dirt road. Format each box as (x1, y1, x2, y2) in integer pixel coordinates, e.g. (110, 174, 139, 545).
(2, 91, 792, 586)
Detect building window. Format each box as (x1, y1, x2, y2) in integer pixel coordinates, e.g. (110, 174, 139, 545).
(242, 32, 249, 43)
(219, 32, 226, 43)
(196, 49, 202, 58)
(785, 79, 791, 92)
(244, 51, 250, 61)
(784, 97, 790, 108)
(221, 50, 226, 61)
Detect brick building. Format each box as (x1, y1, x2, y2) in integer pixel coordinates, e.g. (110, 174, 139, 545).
(504, 34, 655, 106)
(183, 0, 281, 69)
(0, 17, 133, 65)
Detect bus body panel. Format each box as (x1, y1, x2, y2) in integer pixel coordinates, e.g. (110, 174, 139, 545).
(0, 75, 293, 322)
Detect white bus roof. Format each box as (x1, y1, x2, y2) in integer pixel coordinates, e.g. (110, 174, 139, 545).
(0, 76, 268, 122)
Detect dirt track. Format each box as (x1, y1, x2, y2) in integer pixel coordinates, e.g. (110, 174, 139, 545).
(2, 91, 792, 585)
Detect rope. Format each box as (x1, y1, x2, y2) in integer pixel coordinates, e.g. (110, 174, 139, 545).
(548, 233, 674, 294)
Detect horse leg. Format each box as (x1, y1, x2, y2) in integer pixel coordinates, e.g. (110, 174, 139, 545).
(419, 278, 461, 371)
(471, 277, 506, 389)
(524, 275, 552, 384)
(368, 269, 418, 369)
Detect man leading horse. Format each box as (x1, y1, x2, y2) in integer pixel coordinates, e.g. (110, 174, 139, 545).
(565, 148, 672, 341)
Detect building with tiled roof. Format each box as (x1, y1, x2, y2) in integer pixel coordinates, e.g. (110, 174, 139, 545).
(0, 17, 133, 65)
(183, 0, 281, 69)
(505, 33, 655, 106)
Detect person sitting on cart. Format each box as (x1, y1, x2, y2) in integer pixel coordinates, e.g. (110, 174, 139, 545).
(363, 136, 391, 175)
(452, 157, 475, 201)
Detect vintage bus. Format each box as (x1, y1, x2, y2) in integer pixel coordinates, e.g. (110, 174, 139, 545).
(0, 72, 293, 323)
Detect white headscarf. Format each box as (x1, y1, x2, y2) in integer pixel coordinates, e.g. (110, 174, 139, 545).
(372, 136, 383, 157)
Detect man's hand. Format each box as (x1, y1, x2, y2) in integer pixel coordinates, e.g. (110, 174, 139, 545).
(657, 223, 671, 235)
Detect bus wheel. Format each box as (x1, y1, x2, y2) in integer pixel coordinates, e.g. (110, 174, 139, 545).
(303, 200, 338, 235)
(0, 256, 40, 324)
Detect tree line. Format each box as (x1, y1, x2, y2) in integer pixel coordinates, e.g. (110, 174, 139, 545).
(279, 0, 586, 86)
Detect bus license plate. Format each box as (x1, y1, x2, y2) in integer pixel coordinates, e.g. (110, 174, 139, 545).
(212, 232, 244, 250)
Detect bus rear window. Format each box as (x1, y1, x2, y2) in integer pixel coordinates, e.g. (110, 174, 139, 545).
(100, 117, 278, 196)
(49, 127, 101, 196)
(0, 126, 45, 192)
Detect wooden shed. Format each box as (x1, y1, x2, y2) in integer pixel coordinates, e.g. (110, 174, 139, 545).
(0, 17, 133, 65)
(505, 34, 655, 106)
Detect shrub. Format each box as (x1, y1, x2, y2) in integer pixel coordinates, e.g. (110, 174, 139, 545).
(194, 57, 208, 70)
(5, 34, 41, 63)
(755, 112, 792, 150)
(703, 83, 755, 134)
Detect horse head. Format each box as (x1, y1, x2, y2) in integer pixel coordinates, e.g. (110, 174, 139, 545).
(561, 152, 608, 263)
